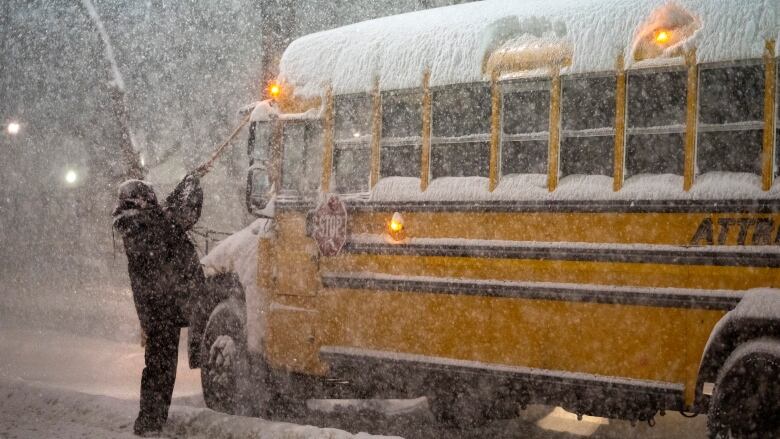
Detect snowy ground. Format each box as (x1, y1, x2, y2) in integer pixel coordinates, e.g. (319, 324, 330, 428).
(0, 328, 394, 439)
(0, 326, 708, 438)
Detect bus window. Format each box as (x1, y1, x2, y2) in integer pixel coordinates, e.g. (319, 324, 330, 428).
(380, 91, 422, 178)
(501, 80, 550, 176)
(249, 122, 270, 163)
(303, 122, 323, 194)
(561, 75, 616, 176)
(625, 69, 687, 176)
(431, 142, 490, 178)
(333, 145, 371, 193)
(697, 63, 764, 175)
(431, 83, 491, 178)
(281, 123, 305, 192)
(334, 94, 372, 193)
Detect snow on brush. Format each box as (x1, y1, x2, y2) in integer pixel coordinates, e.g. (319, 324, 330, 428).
(280, 0, 779, 97)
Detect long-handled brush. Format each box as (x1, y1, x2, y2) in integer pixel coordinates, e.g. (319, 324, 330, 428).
(192, 113, 252, 178)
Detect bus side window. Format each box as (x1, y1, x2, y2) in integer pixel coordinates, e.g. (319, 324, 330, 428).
(333, 94, 372, 193)
(281, 123, 306, 193)
(561, 75, 616, 177)
(431, 83, 491, 179)
(380, 91, 422, 178)
(500, 80, 550, 176)
(698, 63, 764, 175)
(250, 122, 271, 163)
(303, 121, 323, 194)
(626, 69, 687, 177)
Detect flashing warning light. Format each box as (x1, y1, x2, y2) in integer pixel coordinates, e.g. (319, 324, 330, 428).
(388, 212, 405, 241)
(269, 83, 281, 99)
(655, 29, 671, 45)
(390, 213, 403, 232)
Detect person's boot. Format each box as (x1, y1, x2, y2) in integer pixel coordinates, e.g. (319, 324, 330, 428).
(133, 416, 162, 437)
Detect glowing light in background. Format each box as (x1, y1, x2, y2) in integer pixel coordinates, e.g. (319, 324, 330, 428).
(65, 170, 78, 184)
(7, 122, 21, 135)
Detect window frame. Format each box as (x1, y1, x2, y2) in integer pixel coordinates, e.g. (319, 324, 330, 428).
(429, 81, 492, 179)
(623, 64, 688, 177)
(559, 71, 617, 177)
(332, 92, 373, 194)
(696, 58, 766, 175)
(498, 78, 551, 178)
(379, 88, 424, 179)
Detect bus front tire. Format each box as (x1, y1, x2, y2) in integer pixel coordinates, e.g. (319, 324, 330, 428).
(707, 338, 780, 439)
(200, 298, 253, 416)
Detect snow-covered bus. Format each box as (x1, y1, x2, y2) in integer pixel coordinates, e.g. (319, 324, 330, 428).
(195, 0, 780, 436)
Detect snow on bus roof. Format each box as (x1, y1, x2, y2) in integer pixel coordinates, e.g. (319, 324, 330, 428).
(279, 0, 778, 98)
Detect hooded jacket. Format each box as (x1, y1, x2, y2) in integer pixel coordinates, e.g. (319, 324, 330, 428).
(113, 175, 205, 331)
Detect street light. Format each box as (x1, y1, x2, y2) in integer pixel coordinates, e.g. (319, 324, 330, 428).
(65, 170, 78, 185)
(7, 122, 20, 135)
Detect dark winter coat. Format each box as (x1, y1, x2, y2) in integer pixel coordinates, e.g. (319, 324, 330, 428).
(113, 175, 205, 332)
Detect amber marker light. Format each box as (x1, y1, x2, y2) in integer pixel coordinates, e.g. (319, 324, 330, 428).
(388, 212, 405, 241)
(654, 29, 671, 45)
(268, 82, 281, 99)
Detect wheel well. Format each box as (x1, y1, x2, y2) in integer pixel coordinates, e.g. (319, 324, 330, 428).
(205, 272, 246, 304)
(695, 290, 780, 409)
(188, 272, 246, 369)
(202, 297, 247, 352)
(707, 337, 780, 436)
(200, 296, 250, 415)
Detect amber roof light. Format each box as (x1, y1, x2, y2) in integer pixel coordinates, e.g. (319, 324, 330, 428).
(655, 29, 671, 45)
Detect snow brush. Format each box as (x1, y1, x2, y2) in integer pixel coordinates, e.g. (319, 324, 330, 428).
(192, 113, 252, 178)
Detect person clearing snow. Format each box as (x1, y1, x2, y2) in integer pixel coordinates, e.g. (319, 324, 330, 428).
(112, 174, 206, 436)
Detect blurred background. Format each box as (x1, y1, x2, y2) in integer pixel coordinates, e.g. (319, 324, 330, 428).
(0, 0, 467, 340)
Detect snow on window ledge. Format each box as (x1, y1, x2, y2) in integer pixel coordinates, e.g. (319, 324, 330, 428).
(369, 172, 779, 203)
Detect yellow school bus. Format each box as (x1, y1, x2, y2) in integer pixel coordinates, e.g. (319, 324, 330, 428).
(195, 0, 780, 436)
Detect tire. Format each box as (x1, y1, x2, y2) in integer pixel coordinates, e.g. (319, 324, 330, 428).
(200, 298, 253, 415)
(708, 338, 780, 439)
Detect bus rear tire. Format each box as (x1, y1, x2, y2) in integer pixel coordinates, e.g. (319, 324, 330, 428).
(707, 338, 780, 439)
(201, 298, 253, 416)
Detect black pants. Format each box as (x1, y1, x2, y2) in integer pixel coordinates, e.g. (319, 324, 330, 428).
(137, 323, 180, 431)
